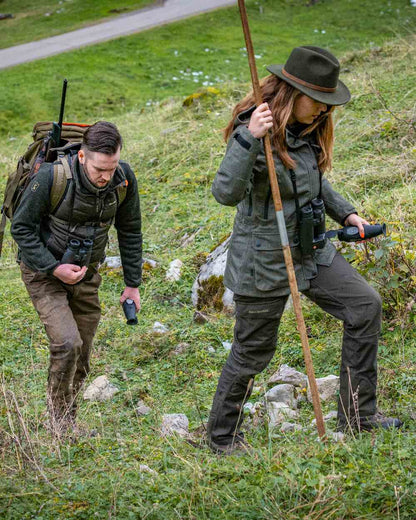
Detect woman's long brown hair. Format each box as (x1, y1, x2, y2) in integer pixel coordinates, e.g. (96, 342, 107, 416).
(224, 75, 335, 172)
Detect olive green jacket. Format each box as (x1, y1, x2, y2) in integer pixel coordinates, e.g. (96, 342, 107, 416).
(212, 107, 356, 297)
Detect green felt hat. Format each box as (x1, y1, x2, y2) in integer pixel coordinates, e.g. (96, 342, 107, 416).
(267, 46, 351, 106)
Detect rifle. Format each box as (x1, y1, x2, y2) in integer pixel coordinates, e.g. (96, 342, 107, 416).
(50, 78, 68, 149)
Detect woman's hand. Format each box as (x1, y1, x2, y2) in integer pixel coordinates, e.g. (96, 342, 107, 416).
(248, 103, 273, 139)
(344, 213, 370, 239)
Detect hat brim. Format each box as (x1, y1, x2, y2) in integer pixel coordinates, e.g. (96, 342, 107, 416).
(266, 64, 351, 106)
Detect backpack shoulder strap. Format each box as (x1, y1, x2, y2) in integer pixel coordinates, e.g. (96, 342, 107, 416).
(115, 165, 128, 206)
(50, 155, 73, 213)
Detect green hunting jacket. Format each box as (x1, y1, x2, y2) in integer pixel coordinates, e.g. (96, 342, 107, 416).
(212, 106, 356, 297)
(11, 157, 142, 288)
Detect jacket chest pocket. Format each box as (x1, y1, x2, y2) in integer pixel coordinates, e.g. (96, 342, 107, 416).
(252, 233, 301, 291)
(100, 193, 118, 221)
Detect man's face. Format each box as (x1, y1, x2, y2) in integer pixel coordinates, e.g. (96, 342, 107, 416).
(78, 147, 121, 188)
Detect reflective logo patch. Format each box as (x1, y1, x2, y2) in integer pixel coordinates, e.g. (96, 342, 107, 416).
(31, 181, 40, 192)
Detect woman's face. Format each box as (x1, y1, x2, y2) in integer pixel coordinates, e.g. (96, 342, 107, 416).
(291, 94, 328, 125)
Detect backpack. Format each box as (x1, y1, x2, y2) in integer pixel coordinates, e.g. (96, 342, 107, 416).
(0, 121, 127, 257)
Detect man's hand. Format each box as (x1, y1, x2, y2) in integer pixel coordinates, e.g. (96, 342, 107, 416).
(120, 287, 141, 311)
(248, 103, 273, 139)
(344, 214, 370, 239)
(53, 264, 87, 284)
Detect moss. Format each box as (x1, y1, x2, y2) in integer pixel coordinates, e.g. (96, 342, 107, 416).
(197, 275, 225, 312)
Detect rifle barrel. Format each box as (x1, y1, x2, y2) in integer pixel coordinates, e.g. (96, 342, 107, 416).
(58, 79, 68, 129)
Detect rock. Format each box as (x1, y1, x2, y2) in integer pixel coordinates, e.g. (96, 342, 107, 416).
(222, 341, 232, 351)
(330, 432, 345, 442)
(191, 236, 234, 313)
(152, 321, 169, 334)
(280, 422, 302, 433)
(142, 257, 158, 270)
(324, 410, 338, 422)
(307, 375, 339, 403)
(267, 402, 299, 428)
(105, 256, 122, 269)
(311, 410, 339, 426)
(83, 376, 119, 402)
(140, 464, 158, 476)
(265, 384, 297, 409)
(172, 342, 190, 355)
(207, 346, 215, 353)
(268, 364, 308, 388)
(161, 413, 189, 437)
(136, 400, 151, 417)
(166, 259, 183, 281)
(244, 402, 254, 413)
(193, 311, 209, 324)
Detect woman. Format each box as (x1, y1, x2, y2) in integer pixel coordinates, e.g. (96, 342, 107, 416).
(207, 46, 401, 455)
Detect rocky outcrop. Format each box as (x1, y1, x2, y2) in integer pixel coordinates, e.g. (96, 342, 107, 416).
(191, 236, 234, 312)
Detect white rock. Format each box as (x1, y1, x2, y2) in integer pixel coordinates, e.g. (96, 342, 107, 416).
(140, 464, 158, 475)
(161, 413, 189, 437)
(83, 375, 119, 401)
(324, 410, 338, 421)
(250, 401, 264, 416)
(207, 346, 215, 353)
(136, 400, 151, 416)
(244, 402, 254, 413)
(166, 259, 183, 281)
(222, 341, 232, 351)
(307, 375, 340, 403)
(280, 422, 302, 433)
(105, 256, 122, 269)
(173, 342, 190, 355)
(268, 364, 308, 388)
(142, 257, 158, 269)
(153, 321, 169, 334)
(191, 236, 234, 312)
(265, 384, 297, 409)
(330, 432, 345, 442)
(267, 402, 299, 428)
(311, 410, 339, 426)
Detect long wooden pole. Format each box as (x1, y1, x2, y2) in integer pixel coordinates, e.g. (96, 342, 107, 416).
(237, 0, 326, 438)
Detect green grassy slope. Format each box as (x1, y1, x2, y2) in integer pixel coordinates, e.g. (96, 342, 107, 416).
(0, 0, 154, 49)
(0, 32, 415, 518)
(1, 0, 416, 137)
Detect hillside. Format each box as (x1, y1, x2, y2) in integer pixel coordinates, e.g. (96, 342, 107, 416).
(1, 25, 416, 520)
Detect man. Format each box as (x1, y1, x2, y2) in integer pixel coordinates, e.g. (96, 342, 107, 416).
(11, 121, 142, 433)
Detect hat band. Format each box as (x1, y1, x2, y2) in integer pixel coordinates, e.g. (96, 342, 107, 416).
(282, 68, 337, 93)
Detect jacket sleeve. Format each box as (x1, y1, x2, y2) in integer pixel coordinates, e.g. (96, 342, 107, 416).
(114, 162, 142, 287)
(212, 125, 262, 206)
(321, 177, 357, 225)
(10, 165, 60, 274)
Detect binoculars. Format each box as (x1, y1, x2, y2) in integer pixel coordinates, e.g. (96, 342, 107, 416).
(122, 298, 138, 325)
(329, 223, 386, 242)
(299, 198, 326, 255)
(61, 238, 93, 267)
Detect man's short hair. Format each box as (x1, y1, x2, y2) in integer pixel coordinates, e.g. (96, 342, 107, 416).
(82, 121, 123, 155)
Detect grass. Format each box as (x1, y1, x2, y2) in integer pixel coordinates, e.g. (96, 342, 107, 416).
(0, 2, 416, 519)
(1, 0, 416, 137)
(0, 0, 155, 49)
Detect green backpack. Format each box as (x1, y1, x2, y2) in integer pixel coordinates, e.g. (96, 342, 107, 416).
(0, 121, 90, 256)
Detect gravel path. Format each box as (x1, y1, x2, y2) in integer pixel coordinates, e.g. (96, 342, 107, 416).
(0, 0, 236, 70)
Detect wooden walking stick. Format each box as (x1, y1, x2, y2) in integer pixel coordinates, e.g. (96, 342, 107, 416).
(237, 0, 326, 438)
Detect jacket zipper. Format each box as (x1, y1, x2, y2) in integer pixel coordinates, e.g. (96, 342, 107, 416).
(247, 191, 253, 217)
(263, 186, 272, 219)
